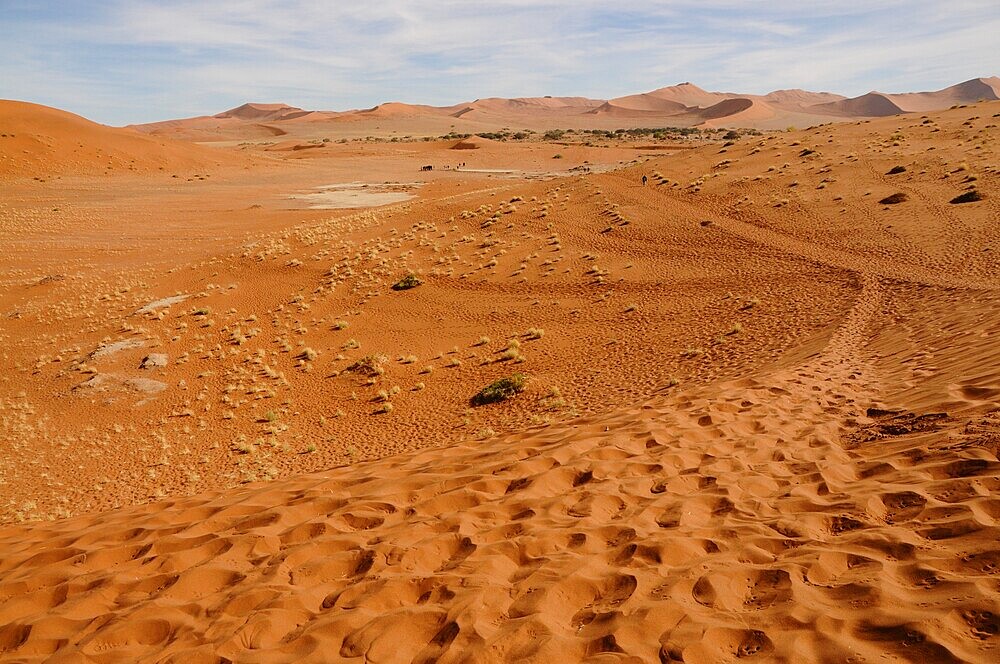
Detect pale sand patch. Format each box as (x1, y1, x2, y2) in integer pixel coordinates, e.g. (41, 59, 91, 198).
(291, 182, 419, 209)
(137, 295, 189, 313)
(90, 339, 144, 359)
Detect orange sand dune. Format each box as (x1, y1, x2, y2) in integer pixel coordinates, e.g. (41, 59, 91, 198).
(884, 76, 1000, 112)
(0, 100, 244, 178)
(627, 82, 730, 108)
(127, 76, 999, 143)
(813, 77, 1000, 117)
(811, 92, 906, 117)
(449, 136, 499, 149)
(1, 98, 999, 662)
(215, 103, 306, 122)
(695, 97, 756, 120)
(761, 88, 845, 109)
(605, 93, 688, 113)
(465, 96, 605, 113)
(585, 101, 680, 118)
(354, 101, 461, 119)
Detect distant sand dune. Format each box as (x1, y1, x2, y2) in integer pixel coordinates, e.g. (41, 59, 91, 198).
(121, 77, 1000, 142)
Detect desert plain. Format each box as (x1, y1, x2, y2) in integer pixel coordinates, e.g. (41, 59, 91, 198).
(1, 78, 999, 662)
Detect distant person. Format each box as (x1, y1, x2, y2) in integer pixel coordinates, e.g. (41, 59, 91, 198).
(642, 175, 648, 186)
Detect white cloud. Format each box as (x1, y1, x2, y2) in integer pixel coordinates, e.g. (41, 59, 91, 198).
(1, 0, 997, 124)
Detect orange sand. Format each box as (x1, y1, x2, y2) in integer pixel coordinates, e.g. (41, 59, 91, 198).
(0, 97, 998, 663)
(129, 78, 1000, 143)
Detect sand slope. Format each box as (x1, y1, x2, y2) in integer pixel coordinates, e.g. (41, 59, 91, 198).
(0, 100, 242, 179)
(813, 77, 1000, 117)
(1, 100, 999, 662)
(215, 103, 308, 122)
(1, 294, 998, 661)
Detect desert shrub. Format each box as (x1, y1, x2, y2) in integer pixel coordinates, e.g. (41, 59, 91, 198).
(950, 190, 984, 204)
(346, 354, 387, 376)
(391, 274, 422, 291)
(472, 373, 527, 406)
(878, 193, 908, 205)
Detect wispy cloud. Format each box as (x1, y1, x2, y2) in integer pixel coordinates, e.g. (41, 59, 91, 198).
(1, 0, 997, 124)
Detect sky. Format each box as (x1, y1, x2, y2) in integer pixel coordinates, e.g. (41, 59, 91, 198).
(1, 1, 998, 126)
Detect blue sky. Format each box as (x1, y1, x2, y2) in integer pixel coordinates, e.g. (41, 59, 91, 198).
(1, 1, 998, 125)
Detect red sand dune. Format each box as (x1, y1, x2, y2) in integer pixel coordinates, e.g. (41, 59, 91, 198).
(0, 100, 242, 178)
(761, 88, 845, 109)
(355, 102, 457, 118)
(126, 77, 1000, 143)
(626, 82, 730, 108)
(813, 77, 1000, 117)
(586, 101, 678, 118)
(695, 97, 756, 120)
(214, 103, 306, 122)
(604, 93, 688, 113)
(811, 92, 907, 117)
(1, 96, 999, 662)
(884, 76, 1000, 112)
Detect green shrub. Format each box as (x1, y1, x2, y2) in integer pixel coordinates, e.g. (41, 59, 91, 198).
(472, 373, 527, 406)
(346, 354, 387, 376)
(878, 193, 908, 205)
(950, 190, 984, 204)
(391, 274, 422, 291)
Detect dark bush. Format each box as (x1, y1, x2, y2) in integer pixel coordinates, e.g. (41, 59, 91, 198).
(391, 274, 422, 291)
(950, 190, 983, 204)
(472, 374, 527, 406)
(879, 193, 908, 205)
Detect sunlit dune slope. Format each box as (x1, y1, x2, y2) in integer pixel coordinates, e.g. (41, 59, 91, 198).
(0, 100, 999, 663)
(0, 100, 244, 178)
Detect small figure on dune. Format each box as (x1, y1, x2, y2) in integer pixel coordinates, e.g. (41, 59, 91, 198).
(642, 175, 648, 186)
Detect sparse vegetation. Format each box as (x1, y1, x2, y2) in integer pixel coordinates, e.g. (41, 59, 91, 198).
(472, 373, 527, 406)
(950, 190, 984, 204)
(346, 354, 387, 376)
(878, 193, 908, 205)
(391, 273, 422, 291)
